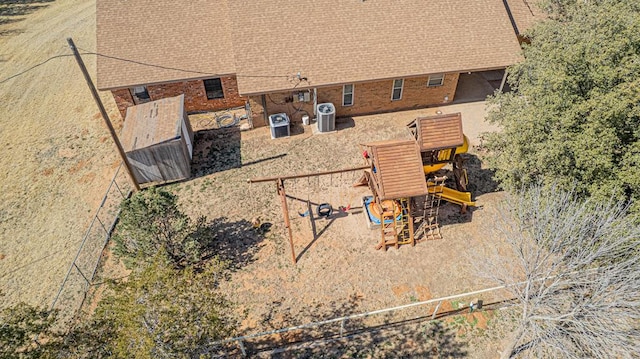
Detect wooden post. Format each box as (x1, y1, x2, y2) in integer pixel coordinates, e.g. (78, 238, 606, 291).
(66, 37, 140, 191)
(408, 199, 415, 246)
(277, 179, 296, 264)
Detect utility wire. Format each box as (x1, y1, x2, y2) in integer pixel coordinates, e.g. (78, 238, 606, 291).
(77, 47, 291, 79)
(0, 53, 75, 84)
(0, 49, 293, 85)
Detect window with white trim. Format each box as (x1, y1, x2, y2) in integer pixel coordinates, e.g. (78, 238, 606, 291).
(427, 74, 445, 87)
(130, 86, 151, 104)
(342, 84, 354, 106)
(203, 78, 224, 99)
(391, 79, 404, 101)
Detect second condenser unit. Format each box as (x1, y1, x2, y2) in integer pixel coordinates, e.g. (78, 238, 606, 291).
(316, 102, 335, 133)
(268, 113, 290, 139)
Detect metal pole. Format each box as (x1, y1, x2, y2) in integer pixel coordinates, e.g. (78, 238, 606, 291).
(431, 300, 442, 320)
(66, 37, 140, 191)
(237, 339, 247, 357)
(499, 69, 508, 93)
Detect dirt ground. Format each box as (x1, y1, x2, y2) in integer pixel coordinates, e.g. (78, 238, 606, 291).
(163, 104, 515, 357)
(0, 0, 121, 308)
(0, 1, 517, 355)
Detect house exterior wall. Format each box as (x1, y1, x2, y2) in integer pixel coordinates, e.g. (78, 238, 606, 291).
(248, 73, 460, 128)
(111, 76, 246, 118)
(112, 88, 135, 118)
(318, 73, 459, 118)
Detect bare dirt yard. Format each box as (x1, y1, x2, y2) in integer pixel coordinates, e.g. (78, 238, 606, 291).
(161, 103, 516, 357)
(0, 0, 121, 309)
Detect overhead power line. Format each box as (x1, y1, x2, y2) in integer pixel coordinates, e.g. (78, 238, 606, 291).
(0, 47, 291, 85)
(0, 53, 75, 85)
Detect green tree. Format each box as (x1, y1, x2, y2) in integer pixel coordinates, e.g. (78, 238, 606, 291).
(113, 187, 213, 268)
(0, 297, 58, 359)
(484, 0, 640, 206)
(59, 257, 233, 358)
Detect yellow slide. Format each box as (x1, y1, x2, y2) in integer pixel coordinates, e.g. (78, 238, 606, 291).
(427, 183, 476, 209)
(438, 187, 476, 207)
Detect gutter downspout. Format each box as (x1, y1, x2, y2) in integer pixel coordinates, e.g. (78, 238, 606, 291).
(313, 88, 318, 119)
(261, 94, 268, 126)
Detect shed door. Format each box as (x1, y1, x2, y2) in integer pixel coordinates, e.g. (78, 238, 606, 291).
(181, 119, 193, 159)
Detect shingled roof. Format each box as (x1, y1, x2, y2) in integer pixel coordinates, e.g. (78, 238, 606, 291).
(504, 0, 545, 36)
(97, 0, 235, 90)
(97, 0, 525, 93)
(230, 0, 523, 95)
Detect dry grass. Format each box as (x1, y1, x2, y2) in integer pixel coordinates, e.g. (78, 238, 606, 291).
(0, 0, 121, 308)
(0, 2, 515, 355)
(161, 105, 513, 356)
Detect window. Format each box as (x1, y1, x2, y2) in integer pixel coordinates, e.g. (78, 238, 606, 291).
(391, 79, 404, 101)
(203, 78, 224, 99)
(130, 86, 150, 104)
(427, 74, 445, 87)
(343, 84, 354, 106)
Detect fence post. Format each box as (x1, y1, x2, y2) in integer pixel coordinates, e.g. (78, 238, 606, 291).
(340, 318, 346, 337)
(431, 300, 443, 320)
(96, 215, 109, 235)
(237, 339, 247, 357)
(73, 263, 90, 286)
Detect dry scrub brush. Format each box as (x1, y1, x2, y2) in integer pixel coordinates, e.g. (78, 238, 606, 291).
(479, 184, 640, 358)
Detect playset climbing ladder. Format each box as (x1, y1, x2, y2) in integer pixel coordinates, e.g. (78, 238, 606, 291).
(415, 176, 446, 241)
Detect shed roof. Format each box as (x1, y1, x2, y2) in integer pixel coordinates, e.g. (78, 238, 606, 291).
(120, 95, 185, 151)
(96, 0, 235, 90)
(229, 0, 524, 95)
(366, 140, 428, 200)
(408, 113, 464, 151)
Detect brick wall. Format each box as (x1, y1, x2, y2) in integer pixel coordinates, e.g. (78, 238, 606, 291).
(318, 73, 459, 118)
(248, 96, 267, 128)
(111, 76, 246, 118)
(248, 73, 459, 127)
(112, 88, 135, 118)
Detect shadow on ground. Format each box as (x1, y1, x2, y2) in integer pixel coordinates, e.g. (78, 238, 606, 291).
(424, 152, 499, 227)
(191, 127, 242, 177)
(0, 0, 54, 28)
(463, 153, 499, 196)
(203, 216, 270, 270)
(220, 294, 469, 358)
(191, 127, 288, 178)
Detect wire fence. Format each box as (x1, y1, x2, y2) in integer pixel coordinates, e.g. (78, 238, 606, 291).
(211, 284, 516, 357)
(211, 268, 601, 357)
(47, 163, 132, 328)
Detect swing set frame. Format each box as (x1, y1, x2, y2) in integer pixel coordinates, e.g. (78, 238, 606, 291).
(247, 165, 369, 264)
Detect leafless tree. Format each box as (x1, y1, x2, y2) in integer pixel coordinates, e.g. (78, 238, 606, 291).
(481, 185, 640, 358)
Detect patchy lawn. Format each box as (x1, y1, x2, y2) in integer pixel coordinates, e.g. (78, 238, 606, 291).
(159, 104, 514, 357)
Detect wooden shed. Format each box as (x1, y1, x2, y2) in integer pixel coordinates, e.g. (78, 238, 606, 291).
(120, 95, 194, 184)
